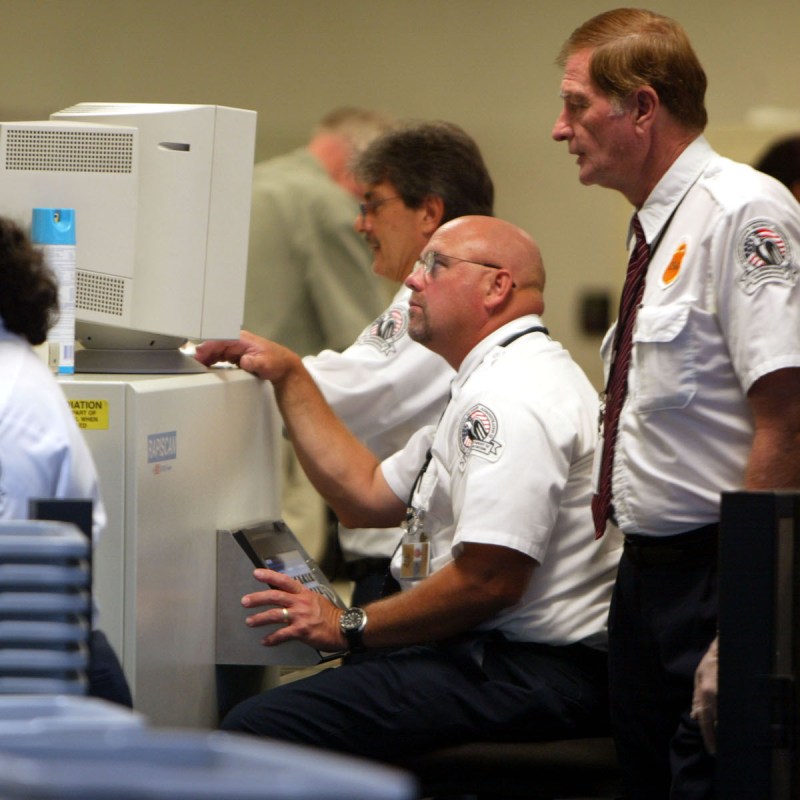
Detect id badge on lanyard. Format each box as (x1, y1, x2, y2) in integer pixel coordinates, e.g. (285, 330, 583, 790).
(400, 449, 433, 581)
(400, 508, 431, 580)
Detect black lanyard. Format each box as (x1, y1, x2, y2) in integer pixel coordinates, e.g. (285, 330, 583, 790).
(498, 325, 548, 348)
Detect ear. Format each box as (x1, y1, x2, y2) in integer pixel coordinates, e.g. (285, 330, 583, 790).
(484, 269, 515, 311)
(632, 86, 659, 131)
(419, 194, 445, 236)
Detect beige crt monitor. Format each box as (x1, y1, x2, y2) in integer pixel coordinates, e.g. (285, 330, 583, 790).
(0, 103, 257, 373)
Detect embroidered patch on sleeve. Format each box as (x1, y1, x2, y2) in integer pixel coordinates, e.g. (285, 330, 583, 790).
(356, 304, 408, 355)
(737, 218, 799, 295)
(458, 404, 503, 470)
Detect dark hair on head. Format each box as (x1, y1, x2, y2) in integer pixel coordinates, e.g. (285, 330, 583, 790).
(557, 8, 708, 133)
(754, 135, 800, 191)
(354, 120, 494, 222)
(0, 216, 59, 345)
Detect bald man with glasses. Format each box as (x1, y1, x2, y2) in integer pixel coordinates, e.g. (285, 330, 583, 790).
(295, 120, 496, 608)
(196, 215, 622, 763)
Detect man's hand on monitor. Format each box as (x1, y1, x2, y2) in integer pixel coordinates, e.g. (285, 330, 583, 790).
(194, 330, 301, 383)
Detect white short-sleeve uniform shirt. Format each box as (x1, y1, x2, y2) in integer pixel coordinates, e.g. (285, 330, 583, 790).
(604, 137, 800, 535)
(382, 317, 623, 647)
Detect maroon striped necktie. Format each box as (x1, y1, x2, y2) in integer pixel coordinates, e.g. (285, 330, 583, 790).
(591, 214, 650, 538)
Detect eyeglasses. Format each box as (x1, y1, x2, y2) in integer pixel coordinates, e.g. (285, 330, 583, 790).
(358, 196, 402, 217)
(413, 250, 511, 283)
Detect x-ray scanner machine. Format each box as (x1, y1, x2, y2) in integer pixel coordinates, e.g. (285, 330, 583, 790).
(61, 368, 282, 728)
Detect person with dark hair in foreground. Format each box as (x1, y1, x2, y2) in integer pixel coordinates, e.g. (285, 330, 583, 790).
(0, 216, 132, 707)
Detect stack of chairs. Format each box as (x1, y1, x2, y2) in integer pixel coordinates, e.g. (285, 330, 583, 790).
(0, 520, 91, 695)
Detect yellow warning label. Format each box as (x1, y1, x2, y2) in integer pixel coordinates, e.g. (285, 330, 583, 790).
(69, 399, 109, 430)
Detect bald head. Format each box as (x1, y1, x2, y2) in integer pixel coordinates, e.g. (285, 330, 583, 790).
(405, 216, 547, 368)
(430, 215, 545, 306)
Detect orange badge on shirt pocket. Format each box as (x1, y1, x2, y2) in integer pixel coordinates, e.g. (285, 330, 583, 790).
(662, 241, 687, 287)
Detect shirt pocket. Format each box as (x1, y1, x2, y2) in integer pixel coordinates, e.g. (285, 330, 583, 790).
(631, 303, 697, 412)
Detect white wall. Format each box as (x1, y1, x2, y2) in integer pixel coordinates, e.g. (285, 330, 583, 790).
(2, 0, 799, 386)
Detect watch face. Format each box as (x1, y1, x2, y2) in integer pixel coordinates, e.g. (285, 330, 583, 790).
(341, 607, 366, 632)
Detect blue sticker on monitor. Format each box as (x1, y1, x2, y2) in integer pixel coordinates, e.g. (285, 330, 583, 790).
(147, 431, 177, 463)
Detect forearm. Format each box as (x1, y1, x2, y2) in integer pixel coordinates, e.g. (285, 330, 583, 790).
(360, 572, 496, 648)
(243, 546, 534, 654)
(692, 370, 800, 755)
(360, 544, 535, 649)
(744, 368, 800, 490)
(194, 331, 404, 524)
(273, 361, 402, 526)
(744, 425, 800, 489)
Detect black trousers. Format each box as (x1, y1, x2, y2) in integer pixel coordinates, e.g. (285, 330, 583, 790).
(608, 527, 718, 800)
(88, 629, 133, 708)
(221, 634, 610, 762)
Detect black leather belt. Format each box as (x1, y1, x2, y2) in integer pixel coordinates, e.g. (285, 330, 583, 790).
(624, 523, 719, 566)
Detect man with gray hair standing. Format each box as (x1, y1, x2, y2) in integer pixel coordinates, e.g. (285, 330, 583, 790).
(553, 8, 800, 798)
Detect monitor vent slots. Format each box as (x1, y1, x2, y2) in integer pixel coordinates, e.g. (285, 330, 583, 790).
(4, 129, 134, 173)
(77, 271, 126, 317)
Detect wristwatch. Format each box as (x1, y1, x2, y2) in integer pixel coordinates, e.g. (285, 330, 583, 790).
(339, 606, 368, 653)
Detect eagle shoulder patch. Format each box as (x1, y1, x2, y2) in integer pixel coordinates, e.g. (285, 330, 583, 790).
(458, 404, 503, 469)
(736, 218, 799, 295)
(356, 304, 408, 355)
